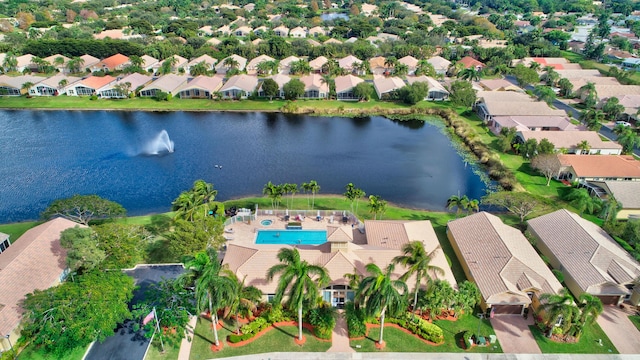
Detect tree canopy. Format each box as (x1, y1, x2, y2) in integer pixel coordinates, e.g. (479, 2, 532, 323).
(42, 194, 126, 225)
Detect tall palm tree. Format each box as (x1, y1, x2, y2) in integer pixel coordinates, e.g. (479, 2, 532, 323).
(344, 268, 362, 293)
(446, 194, 469, 218)
(384, 57, 397, 73)
(307, 180, 320, 209)
(541, 66, 559, 86)
(577, 293, 603, 326)
(466, 198, 480, 214)
(368, 195, 387, 220)
(393, 63, 409, 77)
(579, 82, 598, 108)
(222, 269, 262, 334)
(129, 55, 144, 68)
(193, 180, 218, 218)
(392, 241, 444, 314)
(458, 67, 480, 82)
(539, 289, 579, 335)
(356, 263, 407, 345)
(224, 57, 240, 71)
(66, 57, 84, 74)
(558, 78, 573, 98)
(284, 183, 298, 209)
(263, 181, 278, 209)
(2, 53, 17, 72)
(172, 191, 198, 221)
(266, 248, 330, 341)
(415, 60, 435, 77)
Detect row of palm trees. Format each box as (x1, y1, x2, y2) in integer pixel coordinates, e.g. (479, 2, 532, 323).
(446, 194, 480, 217)
(262, 180, 320, 209)
(539, 289, 603, 339)
(172, 180, 219, 221)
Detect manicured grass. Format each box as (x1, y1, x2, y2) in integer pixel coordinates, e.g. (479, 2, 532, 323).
(529, 324, 618, 354)
(629, 315, 640, 332)
(349, 313, 502, 353)
(18, 342, 87, 360)
(145, 340, 180, 360)
(0, 220, 41, 242)
(189, 317, 331, 359)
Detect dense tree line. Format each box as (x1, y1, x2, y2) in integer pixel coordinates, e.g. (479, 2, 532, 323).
(24, 39, 145, 58)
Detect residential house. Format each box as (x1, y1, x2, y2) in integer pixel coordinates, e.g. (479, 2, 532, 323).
(309, 56, 328, 73)
(207, 38, 222, 46)
(215, 55, 248, 74)
(447, 212, 563, 314)
(516, 131, 622, 155)
(324, 38, 342, 45)
(594, 181, 640, 219)
(338, 55, 362, 74)
(512, 57, 576, 70)
(234, 26, 252, 37)
(246, 55, 276, 75)
(335, 74, 364, 100)
(273, 25, 289, 37)
(177, 75, 224, 99)
(373, 75, 405, 100)
(475, 92, 565, 121)
(489, 115, 581, 135)
(140, 55, 160, 73)
(589, 85, 640, 107)
(28, 74, 81, 96)
(43, 54, 70, 73)
(361, 3, 378, 16)
(427, 56, 451, 76)
(569, 76, 620, 92)
(79, 54, 100, 72)
(556, 69, 602, 79)
(97, 73, 152, 98)
(278, 56, 301, 75)
(299, 74, 329, 99)
(458, 56, 485, 70)
(258, 74, 291, 99)
(398, 56, 419, 75)
(554, 154, 640, 182)
(478, 79, 523, 92)
(0, 75, 44, 96)
(15, 54, 36, 73)
(290, 27, 307, 38)
(198, 25, 215, 37)
(93, 53, 130, 72)
(308, 26, 326, 37)
(65, 75, 117, 96)
(138, 74, 189, 97)
(216, 25, 231, 36)
(622, 58, 640, 70)
(222, 219, 456, 306)
(158, 55, 188, 73)
(528, 209, 640, 305)
(0, 232, 9, 254)
(0, 218, 84, 352)
(185, 55, 217, 74)
(219, 74, 258, 99)
(253, 26, 268, 36)
(368, 56, 386, 75)
(406, 75, 449, 101)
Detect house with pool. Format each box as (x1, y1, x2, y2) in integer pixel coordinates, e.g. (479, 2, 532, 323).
(221, 210, 457, 307)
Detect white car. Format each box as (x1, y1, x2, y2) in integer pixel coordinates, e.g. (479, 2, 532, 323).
(616, 121, 632, 127)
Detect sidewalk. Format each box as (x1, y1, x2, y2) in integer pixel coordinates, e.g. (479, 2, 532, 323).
(177, 316, 198, 360)
(327, 312, 355, 353)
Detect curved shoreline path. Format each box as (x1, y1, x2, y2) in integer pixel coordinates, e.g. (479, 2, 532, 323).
(327, 312, 355, 353)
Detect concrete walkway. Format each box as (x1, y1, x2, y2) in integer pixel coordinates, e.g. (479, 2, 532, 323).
(214, 353, 640, 360)
(177, 316, 198, 360)
(597, 305, 640, 354)
(490, 314, 541, 354)
(327, 312, 355, 353)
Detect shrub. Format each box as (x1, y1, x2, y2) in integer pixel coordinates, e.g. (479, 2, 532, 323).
(345, 302, 367, 338)
(260, 304, 290, 323)
(388, 312, 444, 343)
(228, 316, 270, 343)
(308, 305, 336, 340)
(89, 94, 98, 100)
(462, 330, 472, 349)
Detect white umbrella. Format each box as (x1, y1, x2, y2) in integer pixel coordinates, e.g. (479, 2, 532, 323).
(317, 210, 320, 217)
(286, 209, 289, 216)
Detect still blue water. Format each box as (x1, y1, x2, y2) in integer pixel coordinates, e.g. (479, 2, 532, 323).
(255, 230, 327, 245)
(0, 111, 486, 223)
(320, 13, 349, 21)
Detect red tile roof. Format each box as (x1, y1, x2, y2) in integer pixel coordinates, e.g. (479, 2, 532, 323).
(458, 56, 485, 69)
(98, 53, 130, 70)
(80, 75, 117, 89)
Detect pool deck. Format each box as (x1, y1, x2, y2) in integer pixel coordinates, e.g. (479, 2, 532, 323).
(224, 212, 357, 247)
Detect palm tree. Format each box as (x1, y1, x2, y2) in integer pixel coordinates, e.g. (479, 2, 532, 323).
(446, 194, 469, 218)
(223, 269, 262, 334)
(180, 248, 235, 347)
(557, 78, 573, 97)
(172, 191, 198, 221)
(284, 183, 298, 209)
(263, 181, 278, 209)
(579, 82, 598, 108)
(190, 61, 209, 76)
(534, 85, 556, 106)
(415, 60, 435, 77)
(129, 55, 144, 68)
(58, 79, 68, 89)
(344, 268, 362, 293)
(393, 241, 444, 314)
(307, 180, 320, 209)
(458, 67, 480, 82)
(580, 109, 605, 131)
(224, 57, 240, 71)
(266, 248, 330, 341)
(66, 57, 84, 74)
(566, 188, 601, 215)
(256, 61, 272, 76)
(577, 293, 603, 327)
(21, 81, 34, 95)
(384, 57, 397, 73)
(465, 198, 480, 214)
(393, 63, 409, 77)
(2, 53, 17, 72)
(356, 263, 407, 345)
(576, 140, 591, 155)
(539, 289, 579, 335)
(541, 66, 559, 86)
(614, 126, 640, 154)
(368, 195, 387, 220)
(529, 61, 541, 71)
(290, 60, 312, 75)
(193, 180, 218, 218)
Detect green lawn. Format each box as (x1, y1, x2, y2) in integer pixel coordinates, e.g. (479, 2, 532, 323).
(0, 220, 41, 242)
(189, 317, 331, 359)
(144, 340, 180, 360)
(529, 324, 618, 354)
(350, 313, 502, 353)
(18, 342, 88, 360)
(629, 315, 640, 332)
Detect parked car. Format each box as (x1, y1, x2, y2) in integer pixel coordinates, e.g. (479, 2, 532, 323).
(615, 121, 632, 127)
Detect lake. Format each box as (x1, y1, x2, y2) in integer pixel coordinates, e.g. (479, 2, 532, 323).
(320, 13, 349, 21)
(0, 111, 486, 223)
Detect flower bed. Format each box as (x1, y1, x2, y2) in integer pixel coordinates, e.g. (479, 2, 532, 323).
(226, 321, 329, 347)
(387, 313, 445, 344)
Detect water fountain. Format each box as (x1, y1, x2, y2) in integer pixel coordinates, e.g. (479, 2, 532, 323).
(144, 130, 174, 155)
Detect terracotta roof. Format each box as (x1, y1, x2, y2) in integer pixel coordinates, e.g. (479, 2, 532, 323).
(97, 53, 130, 70)
(458, 56, 485, 69)
(77, 75, 117, 89)
(334, 74, 364, 93)
(447, 212, 563, 306)
(557, 154, 640, 178)
(528, 209, 640, 295)
(0, 218, 85, 336)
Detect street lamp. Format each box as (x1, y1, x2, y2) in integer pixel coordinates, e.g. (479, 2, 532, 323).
(3, 334, 16, 359)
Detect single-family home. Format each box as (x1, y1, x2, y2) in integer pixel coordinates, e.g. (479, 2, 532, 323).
(15, 54, 35, 73)
(476, 92, 566, 122)
(569, 76, 620, 92)
(185, 55, 217, 74)
(512, 57, 571, 69)
(556, 69, 602, 79)
(0, 218, 85, 352)
(207, 38, 222, 46)
(219, 74, 258, 99)
(447, 212, 563, 314)
(177, 75, 224, 99)
(622, 57, 640, 70)
(458, 56, 485, 70)
(43, 54, 70, 73)
(246, 55, 276, 75)
(593, 181, 640, 219)
(234, 26, 252, 37)
(299, 74, 329, 99)
(398, 56, 419, 75)
(335, 74, 364, 101)
(215, 54, 247, 74)
(553, 154, 640, 182)
(588, 85, 640, 107)
(0, 74, 44, 96)
(278, 56, 301, 75)
(308, 26, 326, 37)
(528, 209, 640, 305)
(290, 27, 307, 38)
(97, 73, 153, 98)
(79, 54, 101, 72)
(338, 55, 362, 74)
(309, 56, 328, 73)
(0, 232, 9, 254)
(28, 74, 81, 96)
(273, 25, 289, 37)
(427, 56, 451, 76)
(373, 75, 405, 100)
(307, 39, 322, 47)
(361, 3, 378, 16)
(138, 74, 189, 97)
(489, 115, 581, 135)
(253, 26, 268, 36)
(65, 75, 117, 96)
(516, 131, 622, 155)
(406, 76, 449, 101)
(368, 56, 386, 75)
(93, 53, 130, 72)
(324, 38, 343, 45)
(258, 74, 291, 99)
(222, 219, 456, 306)
(157, 55, 188, 74)
(140, 55, 159, 73)
(478, 79, 523, 92)
(216, 25, 231, 36)
(198, 25, 215, 37)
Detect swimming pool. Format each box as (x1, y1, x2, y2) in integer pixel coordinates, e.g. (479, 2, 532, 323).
(255, 230, 327, 245)
(260, 219, 273, 226)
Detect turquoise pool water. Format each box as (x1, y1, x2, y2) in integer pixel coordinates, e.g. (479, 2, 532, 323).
(256, 230, 327, 245)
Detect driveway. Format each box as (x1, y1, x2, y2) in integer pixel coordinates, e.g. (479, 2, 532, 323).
(597, 305, 640, 354)
(490, 315, 541, 354)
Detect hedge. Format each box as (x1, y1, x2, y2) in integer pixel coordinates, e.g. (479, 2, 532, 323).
(388, 312, 445, 344)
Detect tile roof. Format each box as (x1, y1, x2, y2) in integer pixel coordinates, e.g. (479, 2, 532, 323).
(299, 74, 329, 93)
(35, 74, 81, 88)
(458, 56, 485, 69)
(97, 53, 130, 70)
(140, 74, 189, 93)
(427, 56, 451, 71)
(557, 154, 640, 178)
(478, 79, 523, 91)
(219, 74, 258, 92)
(484, 101, 567, 117)
(594, 85, 640, 100)
(368, 56, 386, 70)
(309, 56, 328, 70)
(187, 54, 217, 69)
(0, 218, 84, 336)
(80, 54, 100, 68)
(338, 55, 362, 70)
(518, 131, 622, 151)
(447, 212, 563, 305)
(215, 54, 248, 73)
(477, 91, 534, 102)
(528, 209, 640, 295)
(373, 75, 405, 96)
(398, 55, 419, 68)
(43, 54, 70, 65)
(246, 55, 275, 70)
(556, 69, 602, 79)
(492, 116, 580, 132)
(177, 75, 224, 93)
(601, 181, 640, 208)
(406, 75, 448, 93)
(111, 73, 153, 90)
(77, 75, 117, 89)
(0, 74, 44, 89)
(334, 75, 364, 93)
(141, 55, 159, 69)
(16, 54, 34, 68)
